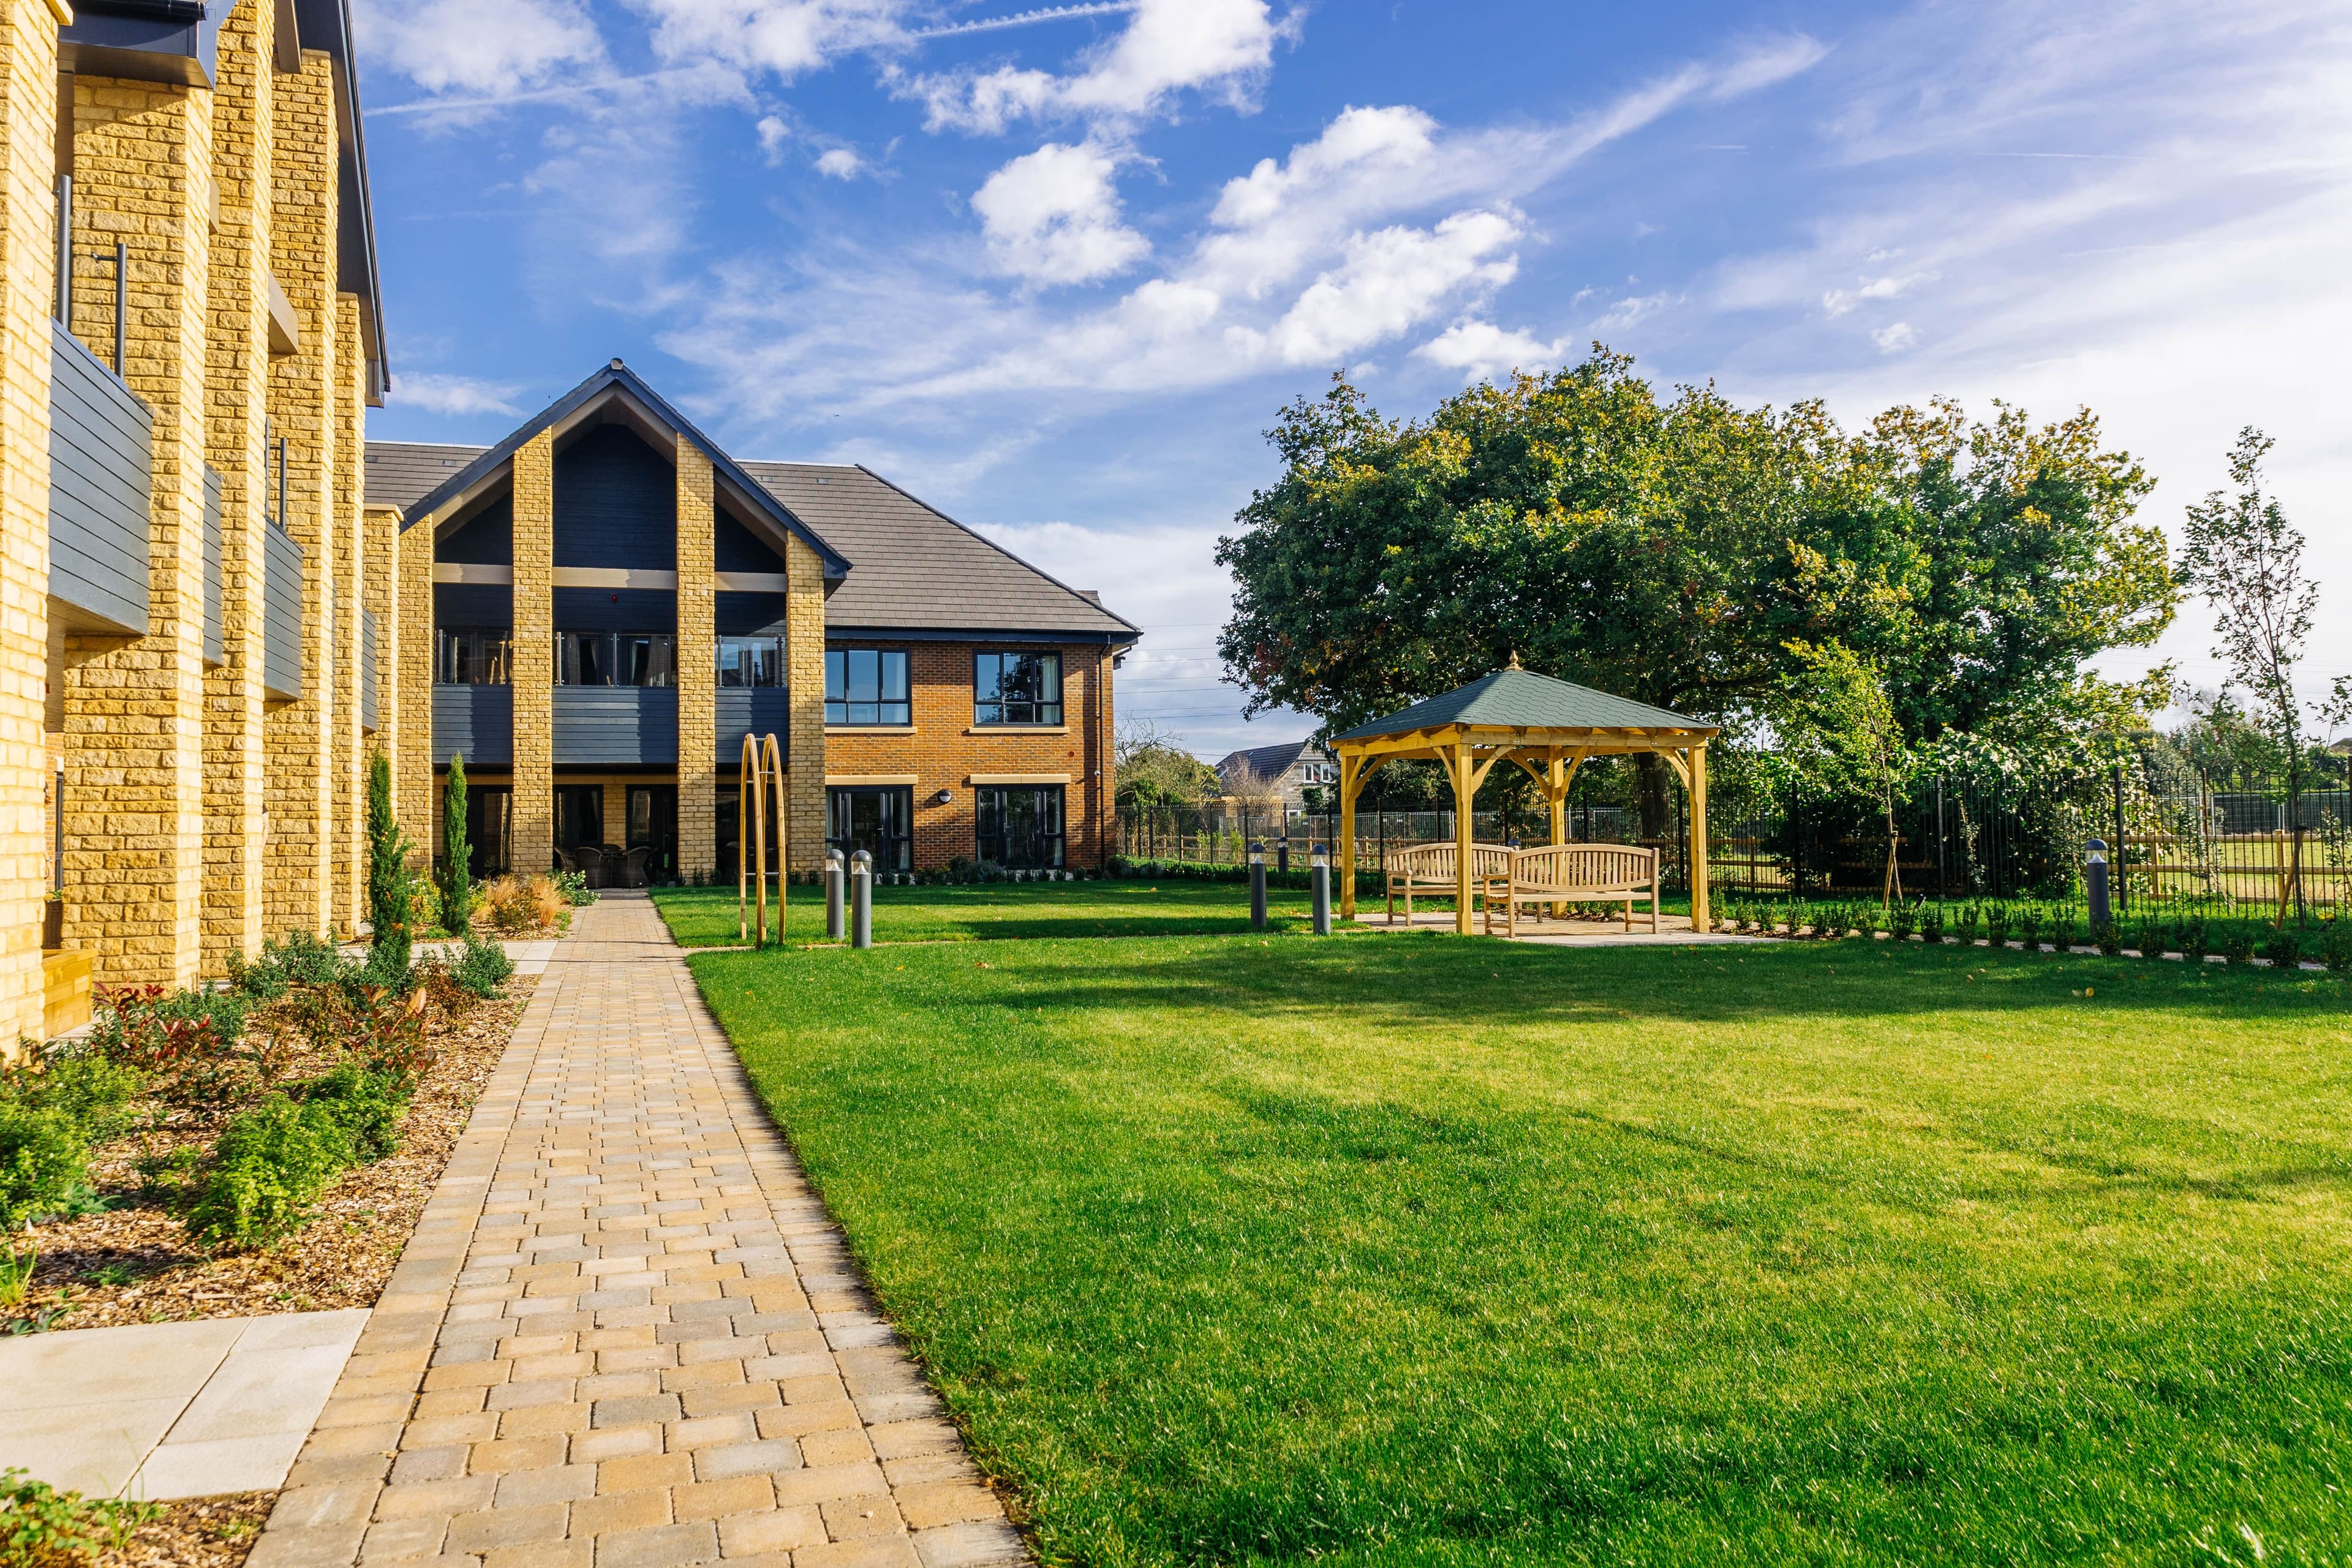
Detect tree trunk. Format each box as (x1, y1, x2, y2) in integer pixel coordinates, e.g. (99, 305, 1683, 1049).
(1632, 753, 1672, 843)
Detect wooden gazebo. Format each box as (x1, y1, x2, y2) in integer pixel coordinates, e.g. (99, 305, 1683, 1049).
(1330, 665, 1721, 935)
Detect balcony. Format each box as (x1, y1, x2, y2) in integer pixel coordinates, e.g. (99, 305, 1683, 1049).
(434, 684, 512, 767)
(47, 321, 151, 635)
(717, 689, 791, 764)
(554, 687, 678, 766)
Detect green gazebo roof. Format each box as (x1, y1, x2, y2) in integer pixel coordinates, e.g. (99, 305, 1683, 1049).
(1330, 667, 1716, 744)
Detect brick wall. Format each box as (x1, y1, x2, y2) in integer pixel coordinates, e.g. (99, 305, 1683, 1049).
(823, 641, 1115, 871)
(674, 442, 715, 878)
(330, 292, 363, 932)
(396, 515, 433, 850)
(510, 431, 554, 875)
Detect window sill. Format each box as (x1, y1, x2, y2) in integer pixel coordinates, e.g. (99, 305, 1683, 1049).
(826, 725, 917, 734)
(967, 725, 1069, 735)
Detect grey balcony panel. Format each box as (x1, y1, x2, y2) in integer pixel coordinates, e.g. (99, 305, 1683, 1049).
(202, 464, 223, 666)
(47, 320, 151, 635)
(715, 688, 791, 766)
(360, 609, 379, 732)
(434, 684, 512, 767)
(262, 522, 304, 701)
(554, 687, 678, 766)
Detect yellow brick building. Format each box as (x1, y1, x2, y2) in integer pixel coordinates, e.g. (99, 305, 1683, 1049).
(1, 0, 387, 1049)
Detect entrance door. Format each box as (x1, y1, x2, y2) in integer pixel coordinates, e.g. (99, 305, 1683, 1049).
(627, 785, 678, 883)
(465, 786, 513, 880)
(827, 786, 913, 872)
(554, 785, 604, 859)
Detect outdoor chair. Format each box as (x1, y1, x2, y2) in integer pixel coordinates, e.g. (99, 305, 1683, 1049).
(572, 845, 608, 889)
(621, 846, 653, 888)
(1482, 843, 1659, 937)
(1384, 842, 1513, 923)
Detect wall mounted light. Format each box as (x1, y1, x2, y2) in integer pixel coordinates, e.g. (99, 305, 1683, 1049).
(934, 789, 952, 805)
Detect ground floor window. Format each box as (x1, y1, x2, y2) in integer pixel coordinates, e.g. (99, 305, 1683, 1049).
(976, 785, 1064, 869)
(554, 785, 605, 859)
(827, 786, 913, 872)
(465, 786, 513, 881)
(628, 785, 678, 883)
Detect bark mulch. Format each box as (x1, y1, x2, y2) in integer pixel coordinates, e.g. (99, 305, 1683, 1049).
(89, 1491, 276, 1568)
(2, 977, 535, 1334)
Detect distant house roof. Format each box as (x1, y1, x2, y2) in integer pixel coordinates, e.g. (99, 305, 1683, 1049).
(739, 462, 1136, 643)
(365, 443, 486, 513)
(1217, 740, 1325, 782)
(1332, 667, 1716, 743)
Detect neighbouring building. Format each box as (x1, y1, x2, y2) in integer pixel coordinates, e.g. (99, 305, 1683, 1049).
(1217, 739, 1340, 816)
(2, 0, 389, 1049)
(364, 361, 1139, 886)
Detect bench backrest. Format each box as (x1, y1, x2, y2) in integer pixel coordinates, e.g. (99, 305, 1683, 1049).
(1388, 842, 1513, 880)
(1509, 843, 1655, 889)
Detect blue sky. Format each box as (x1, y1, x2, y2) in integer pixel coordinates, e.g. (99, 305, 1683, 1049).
(356, 0, 2352, 760)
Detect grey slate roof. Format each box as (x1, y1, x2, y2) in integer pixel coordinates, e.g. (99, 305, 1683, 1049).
(1332, 668, 1716, 742)
(365, 439, 1137, 642)
(366, 442, 487, 513)
(1218, 741, 1314, 782)
(740, 462, 1137, 641)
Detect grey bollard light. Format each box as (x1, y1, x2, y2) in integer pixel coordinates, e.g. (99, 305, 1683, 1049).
(1278, 834, 1290, 875)
(850, 849, 873, 949)
(1311, 842, 1331, 935)
(826, 848, 846, 941)
(1249, 840, 1267, 931)
(2085, 838, 2111, 934)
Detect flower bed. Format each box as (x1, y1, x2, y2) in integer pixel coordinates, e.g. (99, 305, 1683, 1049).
(1716, 895, 2352, 972)
(1, 932, 532, 1333)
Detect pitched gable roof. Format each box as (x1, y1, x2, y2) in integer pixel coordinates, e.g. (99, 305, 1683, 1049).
(1332, 668, 1715, 742)
(390, 360, 851, 579)
(739, 462, 1137, 641)
(1218, 741, 1316, 780)
(366, 442, 485, 514)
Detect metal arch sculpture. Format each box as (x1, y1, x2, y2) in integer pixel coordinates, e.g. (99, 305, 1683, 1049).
(737, 731, 789, 948)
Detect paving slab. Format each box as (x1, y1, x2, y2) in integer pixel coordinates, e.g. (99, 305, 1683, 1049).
(254, 891, 1030, 1567)
(0, 1308, 369, 1499)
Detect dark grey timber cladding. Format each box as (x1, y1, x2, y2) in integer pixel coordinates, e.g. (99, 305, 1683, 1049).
(360, 610, 379, 731)
(715, 689, 790, 765)
(554, 425, 676, 571)
(554, 687, 678, 766)
(202, 465, 223, 665)
(434, 684, 512, 767)
(262, 522, 304, 701)
(47, 320, 152, 634)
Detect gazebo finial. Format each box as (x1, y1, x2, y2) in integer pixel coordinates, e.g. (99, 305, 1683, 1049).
(1506, 650, 1522, 670)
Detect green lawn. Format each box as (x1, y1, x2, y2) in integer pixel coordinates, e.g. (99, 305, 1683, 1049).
(690, 930, 2352, 1566)
(651, 878, 1346, 947)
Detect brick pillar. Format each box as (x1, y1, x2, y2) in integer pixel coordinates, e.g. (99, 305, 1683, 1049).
(784, 535, 825, 875)
(201, 0, 274, 969)
(0, 0, 63, 1046)
(62, 75, 215, 990)
(330, 293, 363, 934)
(1093, 646, 1114, 870)
(674, 442, 715, 880)
(510, 431, 554, 876)
(396, 516, 432, 851)
(262, 48, 337, 938)
(363, 503, 400, 828)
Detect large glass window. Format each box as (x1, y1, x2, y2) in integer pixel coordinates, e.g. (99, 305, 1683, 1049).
(826, 648, 910, 726)
(976, 785, 1064, 869)
(554, 785, 605, 853)
(628, 785, 678, 883)
(827, 786, 914, 872)
(718, 636, 785, 688)
(557, 632, 675, 687)
(461, 786, 512, 880)
(436, 628, 511, 685)
(973, 651, 1061, 726)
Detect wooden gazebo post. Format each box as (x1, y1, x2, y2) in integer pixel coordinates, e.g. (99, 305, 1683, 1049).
(1338, 751, 1359, 921)
(1689, 740, 1711, 933)
(1452, 732, 1474, 936)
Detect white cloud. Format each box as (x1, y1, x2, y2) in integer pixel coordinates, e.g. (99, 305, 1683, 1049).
(1591, 290, 1673, 331)
(971, 142, 1151, 285)
(1821, 269, 1940, 317)
(908, 0, 1284, 133)
(391, 374, 524, 417)
(1869, 320, 1918, 353)
(757, 115, 791, 161)
(815, 146, 866, 178)
(356, 0, 603, 95)
(623, 0, 913, 80)
(1242, 209, 1521, 365)
(1415, 320, 1568, 383)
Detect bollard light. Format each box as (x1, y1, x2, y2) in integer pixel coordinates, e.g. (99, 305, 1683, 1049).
(1248, 840, 1268, 931)
(1310, 842, 1332, 936)
(2085, 837, 2111, 937)
(826, 846, 846, 941)
(850, 848, 874, 949)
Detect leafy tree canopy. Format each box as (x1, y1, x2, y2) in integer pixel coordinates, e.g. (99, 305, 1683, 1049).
(1215, 351, 2176, 763)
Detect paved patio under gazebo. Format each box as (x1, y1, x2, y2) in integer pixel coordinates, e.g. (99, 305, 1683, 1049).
(1332, 663, 1722, 935)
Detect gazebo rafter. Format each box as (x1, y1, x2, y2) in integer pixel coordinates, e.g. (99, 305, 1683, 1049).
(1329, 665, 1721, 935)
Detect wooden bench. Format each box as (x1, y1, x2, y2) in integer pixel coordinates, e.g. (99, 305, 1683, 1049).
(1482, 843, 1658, 937)
(1385, 843, 1513, 923)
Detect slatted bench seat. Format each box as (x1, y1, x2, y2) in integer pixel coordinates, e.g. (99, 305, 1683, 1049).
(1385, 842, 1513, 923)
(1482, 843, 1659, 937)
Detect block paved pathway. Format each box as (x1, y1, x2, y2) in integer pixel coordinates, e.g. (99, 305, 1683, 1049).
(252, 892, 1027, 1568)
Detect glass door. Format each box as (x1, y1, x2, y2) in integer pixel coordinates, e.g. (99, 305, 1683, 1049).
(827, 786, 913, 872)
